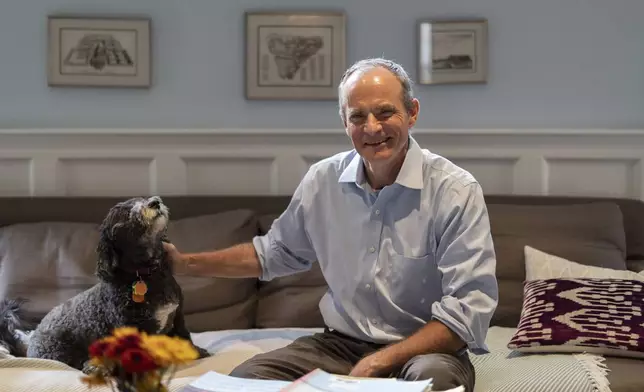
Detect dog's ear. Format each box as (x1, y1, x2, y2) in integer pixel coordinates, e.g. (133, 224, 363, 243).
(95, 221, 119, 281)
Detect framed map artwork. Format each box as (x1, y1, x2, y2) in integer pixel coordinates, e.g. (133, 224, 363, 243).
(47, 16, 151, 88)
(417, 19, 488, 84)
(245, 11, 346, 100)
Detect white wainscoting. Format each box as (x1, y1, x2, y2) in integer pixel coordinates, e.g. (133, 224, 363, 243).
(0, 128, 643, 199)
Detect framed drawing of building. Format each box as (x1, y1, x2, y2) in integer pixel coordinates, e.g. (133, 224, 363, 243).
(47, 16, 151, 88)
(417, 19, 488, 85)
(245, 11, 346, 100)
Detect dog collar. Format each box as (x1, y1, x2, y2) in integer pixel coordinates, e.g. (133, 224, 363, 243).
(133, 267, 153, 276)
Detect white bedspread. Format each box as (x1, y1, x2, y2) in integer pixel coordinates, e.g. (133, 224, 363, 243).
(0, 327, 611, 392)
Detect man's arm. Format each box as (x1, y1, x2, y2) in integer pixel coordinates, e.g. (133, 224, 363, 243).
(169, 168, 319, 281)
(354, 182, 498, 375)
(172, 242, 262, 278)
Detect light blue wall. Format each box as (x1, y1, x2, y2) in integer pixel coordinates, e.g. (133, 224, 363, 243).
(0, 0, 642, 129)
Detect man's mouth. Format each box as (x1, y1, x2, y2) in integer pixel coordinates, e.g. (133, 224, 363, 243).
(364, 137, 392, 147)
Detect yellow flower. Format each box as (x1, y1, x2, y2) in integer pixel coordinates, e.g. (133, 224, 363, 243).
(167, 337, 199, 362)
(139, 335, 198, 366)
(140, 335, 175, 366)
(112, 326, 142, 338)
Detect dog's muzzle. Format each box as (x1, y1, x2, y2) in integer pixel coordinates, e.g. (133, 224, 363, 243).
(140, 196, 167, 222)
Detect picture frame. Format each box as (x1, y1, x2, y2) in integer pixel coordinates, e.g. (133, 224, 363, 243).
(244, 11, 346, 100)
(47, 16, 151, 88)
(417, 19, 488, 85)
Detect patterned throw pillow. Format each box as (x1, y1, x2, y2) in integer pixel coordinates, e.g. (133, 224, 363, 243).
(507, 277, 644, 359)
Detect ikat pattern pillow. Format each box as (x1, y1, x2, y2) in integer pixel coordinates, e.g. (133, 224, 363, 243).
(507, 277, 644, 359)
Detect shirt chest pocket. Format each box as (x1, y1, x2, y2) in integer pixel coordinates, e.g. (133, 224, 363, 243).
(380, 250, 441, 305)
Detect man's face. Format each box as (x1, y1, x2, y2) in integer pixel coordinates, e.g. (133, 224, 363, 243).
(342, 67, 419, 167)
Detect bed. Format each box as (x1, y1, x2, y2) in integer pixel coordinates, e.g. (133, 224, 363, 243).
(0, 195, 643, 391)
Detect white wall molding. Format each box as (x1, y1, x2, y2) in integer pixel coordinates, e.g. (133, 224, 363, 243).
(1, 128, 643, 199)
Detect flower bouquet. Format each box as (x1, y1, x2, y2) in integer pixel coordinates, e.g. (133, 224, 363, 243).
(81, 326, 199, 392)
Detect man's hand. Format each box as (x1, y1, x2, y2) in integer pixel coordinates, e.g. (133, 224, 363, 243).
(348, 351, 393, 378)
(163, 241, 187, 274)
(349, 320, 465, 379)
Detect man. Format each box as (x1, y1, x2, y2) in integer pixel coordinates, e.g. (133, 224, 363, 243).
(164, 58, 498, 392)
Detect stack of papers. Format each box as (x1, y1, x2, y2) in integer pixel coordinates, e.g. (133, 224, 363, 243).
(180, 369, 465, 392)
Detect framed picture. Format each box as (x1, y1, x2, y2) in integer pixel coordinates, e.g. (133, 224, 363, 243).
(47, 16, 151, 88)
(417, 19, 487, 85)
(244, 11, 346, 100)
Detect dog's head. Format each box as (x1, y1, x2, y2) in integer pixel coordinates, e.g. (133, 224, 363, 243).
(95, 195, 170, 281)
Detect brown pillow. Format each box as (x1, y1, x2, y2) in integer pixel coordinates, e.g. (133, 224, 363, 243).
(487, 202, 627, 328)
(254, 214, 328, 328)
(168, 209, 261, 331)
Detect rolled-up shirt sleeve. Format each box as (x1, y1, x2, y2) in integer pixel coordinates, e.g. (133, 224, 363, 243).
(252, 170, 318, 282)
(431, 182, 499, 355)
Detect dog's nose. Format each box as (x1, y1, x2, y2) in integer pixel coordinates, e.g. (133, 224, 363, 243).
(147, 198, 161, 209)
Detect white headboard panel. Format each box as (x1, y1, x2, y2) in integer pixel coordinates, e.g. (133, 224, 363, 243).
(1, 128, 643, 199)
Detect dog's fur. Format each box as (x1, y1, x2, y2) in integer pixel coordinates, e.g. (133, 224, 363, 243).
(0, 196, 209, 372)
(0, 298, 35, 358)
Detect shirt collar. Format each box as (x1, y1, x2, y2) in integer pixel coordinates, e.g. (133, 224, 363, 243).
(339, 136, 424, 190)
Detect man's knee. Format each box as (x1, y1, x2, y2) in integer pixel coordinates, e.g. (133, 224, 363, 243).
(229, 354, 279, 380)
(399, 353, 475, 392)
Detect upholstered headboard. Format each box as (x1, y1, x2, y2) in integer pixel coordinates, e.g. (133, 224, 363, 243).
(0, 196, 292, 227)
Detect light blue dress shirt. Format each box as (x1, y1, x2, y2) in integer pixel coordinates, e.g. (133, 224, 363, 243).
(252, 136, 498, 355)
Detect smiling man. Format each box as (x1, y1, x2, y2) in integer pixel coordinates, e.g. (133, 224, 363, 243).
(164, 58, 498, 392)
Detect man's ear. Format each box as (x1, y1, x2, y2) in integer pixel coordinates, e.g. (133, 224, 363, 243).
(407, 98, 420, 128)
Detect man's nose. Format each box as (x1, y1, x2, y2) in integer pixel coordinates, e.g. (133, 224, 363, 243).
(364, 113, 381, 133)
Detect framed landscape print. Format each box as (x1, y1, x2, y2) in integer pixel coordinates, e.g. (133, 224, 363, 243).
(47, 16, 151, 88)
(245, 11, 346, 100)
(417, 19, 488, 85)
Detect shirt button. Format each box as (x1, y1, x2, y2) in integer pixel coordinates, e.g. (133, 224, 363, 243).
(375, 209, 380, 215)
(422, 278, 427, 284)
(420, 298, 426, 304)
(365, 284, 371, 290)
(369, 246, 376, 253)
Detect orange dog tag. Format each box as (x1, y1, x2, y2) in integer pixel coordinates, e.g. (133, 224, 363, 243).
(132, 293, 145, 303)
(132, 279, 148, 303)
(133, 281, 148, 296)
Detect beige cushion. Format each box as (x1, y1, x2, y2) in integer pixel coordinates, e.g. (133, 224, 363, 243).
(0, 222, 99, 321)
(487, 202, 627, 328)
(254, 214, 328, 328)
(525, 245, 644, 281)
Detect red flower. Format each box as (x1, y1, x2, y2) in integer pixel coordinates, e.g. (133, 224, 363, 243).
(88, 340, 111, 358)
(120, 348, 158, 374)
(118, 334, 142, 349)
(104, 341, 127, 359)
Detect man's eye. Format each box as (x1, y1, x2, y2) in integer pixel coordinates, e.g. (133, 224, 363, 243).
(349, 114, 364, 122)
